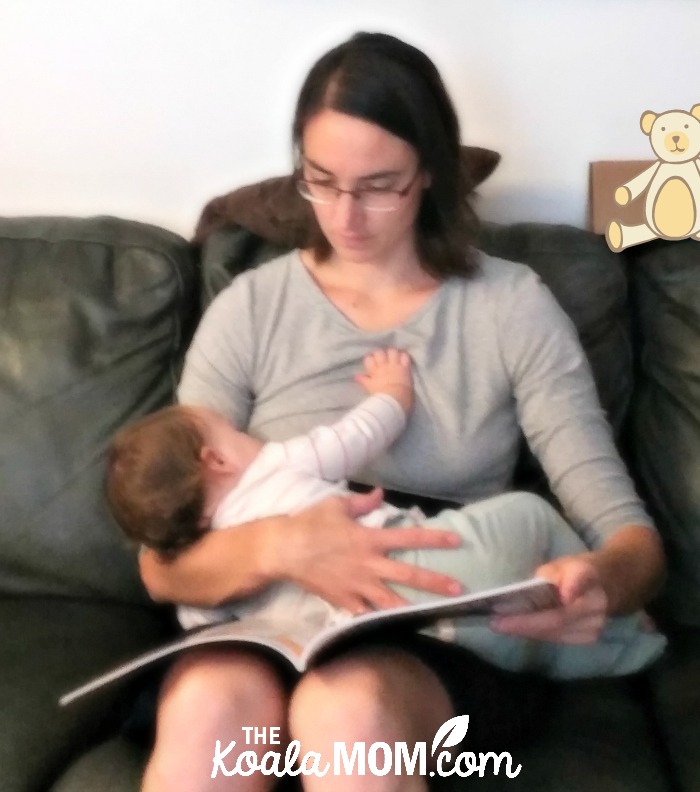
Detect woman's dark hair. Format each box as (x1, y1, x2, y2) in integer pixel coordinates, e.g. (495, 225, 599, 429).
(292, 31, 479, 278)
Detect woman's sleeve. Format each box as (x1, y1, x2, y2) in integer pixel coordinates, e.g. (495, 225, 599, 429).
(177, 275, 255, 430)
(497, 267, 654, 548)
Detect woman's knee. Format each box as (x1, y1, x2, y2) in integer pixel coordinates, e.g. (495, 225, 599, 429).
(145, 650, 288, 791)
(156, 648, 288, 736)
(289, 647, 452, 745)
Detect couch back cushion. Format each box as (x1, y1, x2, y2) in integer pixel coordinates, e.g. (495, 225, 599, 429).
(0, 217, 198, 602)
(629, 238, 700, 627)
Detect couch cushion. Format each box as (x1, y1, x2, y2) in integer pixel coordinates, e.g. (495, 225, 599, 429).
(0, 595, 174, 792)
(49, 735, 146, 792)
(648, 626, 700, 792)
(452, 676, 671, 792)
(0, 217, 199, 602)
(628, 238, 700, 627)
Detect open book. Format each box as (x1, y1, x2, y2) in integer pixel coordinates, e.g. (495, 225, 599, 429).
(59, 577, 559, 706)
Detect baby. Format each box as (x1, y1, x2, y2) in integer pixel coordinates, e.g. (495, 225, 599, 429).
(107, 349, 666, 679)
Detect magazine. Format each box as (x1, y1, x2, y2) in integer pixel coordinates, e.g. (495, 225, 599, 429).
(59, 577, 559, 706)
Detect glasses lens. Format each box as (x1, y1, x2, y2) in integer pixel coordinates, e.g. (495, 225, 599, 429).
(360, 190, 399, 212)
(296, 179, 402, 211)
(297, 180, 336, 204)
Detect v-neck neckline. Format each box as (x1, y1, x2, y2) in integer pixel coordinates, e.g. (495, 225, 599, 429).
(293, 251, 446, 335)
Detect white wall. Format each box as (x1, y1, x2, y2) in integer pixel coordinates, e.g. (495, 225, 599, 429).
(1, 0, 698, 238)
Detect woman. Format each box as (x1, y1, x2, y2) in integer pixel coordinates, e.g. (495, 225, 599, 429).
(138, 32, 664, 792)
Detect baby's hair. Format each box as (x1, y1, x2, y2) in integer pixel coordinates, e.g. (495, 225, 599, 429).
(106, 406, 208, 558)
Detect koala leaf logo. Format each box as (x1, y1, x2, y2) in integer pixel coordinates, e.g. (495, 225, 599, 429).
(606, 104, 700, 252)
(431, 715, 470, 756)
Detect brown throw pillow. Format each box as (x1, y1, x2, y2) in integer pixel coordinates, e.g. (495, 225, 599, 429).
(193, 145, 500, 248)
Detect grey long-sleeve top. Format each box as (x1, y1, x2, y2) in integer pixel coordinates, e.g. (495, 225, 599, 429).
(178, 250, 653, 549)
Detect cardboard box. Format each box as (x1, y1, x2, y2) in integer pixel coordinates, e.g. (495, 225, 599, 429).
(588, 160, 655, 235)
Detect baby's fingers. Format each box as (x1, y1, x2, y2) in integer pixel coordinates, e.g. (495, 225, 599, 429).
(385, 348, 411, 368)
(363, 349, 386, 372)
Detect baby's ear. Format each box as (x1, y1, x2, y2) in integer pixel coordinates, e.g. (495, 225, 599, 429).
(200, 445, 227, 471)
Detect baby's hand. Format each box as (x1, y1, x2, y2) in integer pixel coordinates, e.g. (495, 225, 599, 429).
(355, 348, 414, 413)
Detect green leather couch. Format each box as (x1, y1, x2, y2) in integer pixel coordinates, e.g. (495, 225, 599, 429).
(1, 214, 699, 791)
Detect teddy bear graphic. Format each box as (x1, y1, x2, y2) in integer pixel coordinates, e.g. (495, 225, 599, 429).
(606, 105, 700, 252)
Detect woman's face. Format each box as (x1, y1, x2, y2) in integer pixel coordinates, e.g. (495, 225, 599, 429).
(301, 109, 427, 265)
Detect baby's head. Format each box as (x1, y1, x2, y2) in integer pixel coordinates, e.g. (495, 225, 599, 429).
(106, 405, 250, 557)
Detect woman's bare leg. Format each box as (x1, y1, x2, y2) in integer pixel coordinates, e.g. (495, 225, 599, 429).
(142, 648, 288, 792)
(289, 646, 455, 792)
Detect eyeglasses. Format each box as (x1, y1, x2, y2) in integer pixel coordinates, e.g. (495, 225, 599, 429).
(295, 168, 422, 212)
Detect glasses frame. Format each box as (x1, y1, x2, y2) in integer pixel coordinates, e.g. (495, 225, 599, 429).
(295, 167, 422, 213)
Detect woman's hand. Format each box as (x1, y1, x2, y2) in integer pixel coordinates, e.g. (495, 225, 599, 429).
(489, 524, 665, 644)
(274, 488, 464, 614)
(490, 555, 608, 644)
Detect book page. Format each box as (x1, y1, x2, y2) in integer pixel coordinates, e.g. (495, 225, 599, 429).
(60, 578, 560, 705)
(59, 617, 323, 705)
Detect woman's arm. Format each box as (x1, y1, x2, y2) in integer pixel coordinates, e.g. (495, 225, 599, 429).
(139, 515, 284, 607)
(140, 488, 463, 612)
(582, 523, 665, 613)
(492, 266, 666, 641)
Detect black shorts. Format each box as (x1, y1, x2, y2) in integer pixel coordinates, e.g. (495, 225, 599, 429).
(315, 628, 555, 753)
(393, 632, 554, 751)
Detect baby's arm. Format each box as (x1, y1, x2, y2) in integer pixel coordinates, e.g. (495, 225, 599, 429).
(281, 348, 414, 480)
